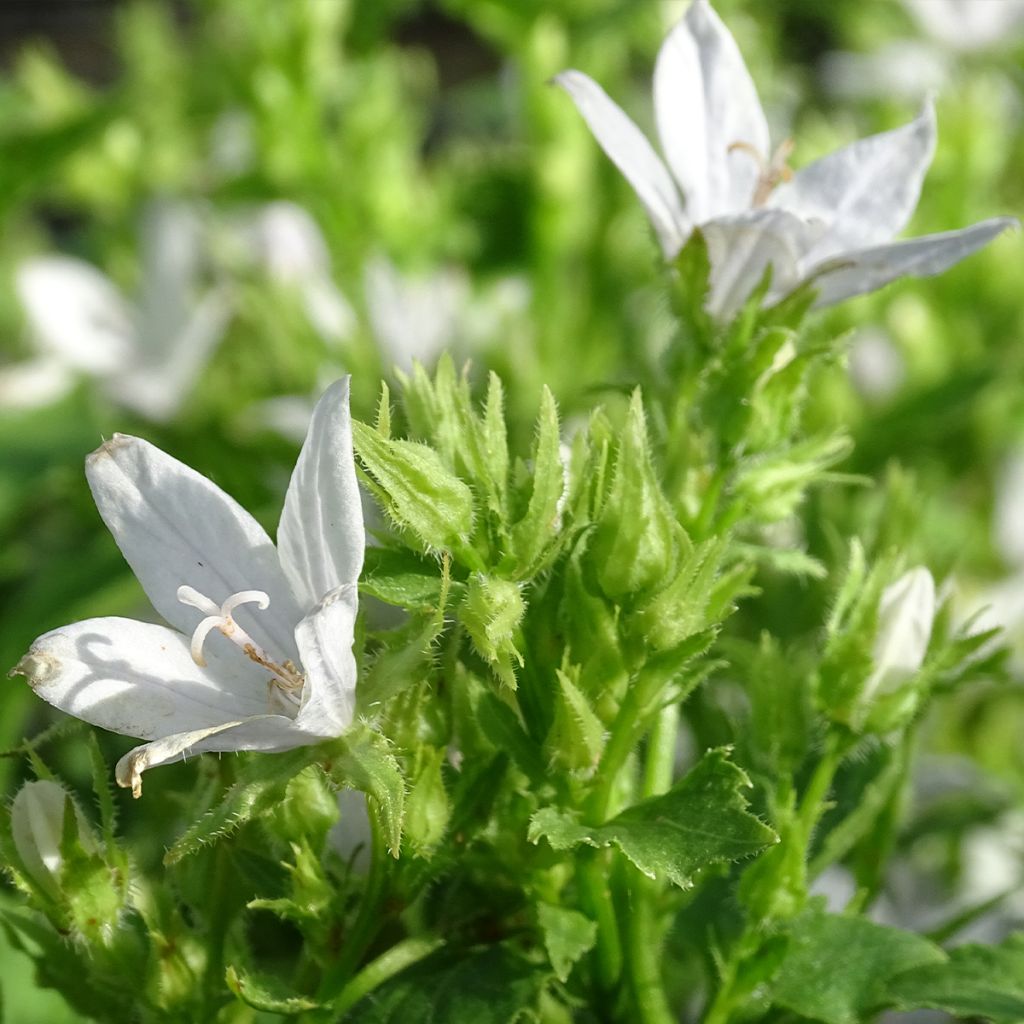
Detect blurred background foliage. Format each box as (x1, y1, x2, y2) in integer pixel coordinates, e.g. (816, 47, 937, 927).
(0, 0, 1021, 1018)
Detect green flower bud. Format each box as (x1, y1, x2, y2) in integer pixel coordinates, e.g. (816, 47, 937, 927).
(461, 573, 526, 688)
(590, 390, 678, 600)
(404, 747, 450, 855)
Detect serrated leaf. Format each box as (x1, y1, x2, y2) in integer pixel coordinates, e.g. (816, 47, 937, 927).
(226, 964, 320, 1012)
(884, 935, 1024, 1023)
(529, 749, 776, 887)
(164, 747, 321, 865)
(537, 903, 597, 983)
(771, 908, 944, 1024)
(341, 945, 547, 1023)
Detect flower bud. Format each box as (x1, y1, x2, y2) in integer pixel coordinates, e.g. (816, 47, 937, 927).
(404, 747, 450, 855)
(461, 574, 526, 688)
(10, 779, 97, 895)
(864, 567, 936, 700)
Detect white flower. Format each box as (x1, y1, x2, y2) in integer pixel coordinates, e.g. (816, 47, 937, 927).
(11, 780, 98, 893)
(904, 0, 1024, 53)
(12, 378, 364, 798)
(865, 566, 936, 700)
(557, 0, 1015, 320)
(10, 202, 230, 420)
(244, 201, 355, 346)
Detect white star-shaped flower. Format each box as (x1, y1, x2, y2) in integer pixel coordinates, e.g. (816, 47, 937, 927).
(10, 202, 230, 420)
(13, 378, 364, 797)
(557, 0, 1015, 320)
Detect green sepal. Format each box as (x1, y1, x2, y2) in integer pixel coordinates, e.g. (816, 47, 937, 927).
(460, 573, 526, 689)
(404, 746, 451, 855)
(544, 670, 605, 775)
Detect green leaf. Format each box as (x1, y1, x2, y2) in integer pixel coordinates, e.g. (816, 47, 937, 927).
(529, 749, 776, 887)
(164, 747, 321, 865)
(885, 935, 1024, 1022)
(537, 903, 597, 983)
(226, 964, 320, 1013)
(361, 547, 449, 611)
(771, 909, 944, 1024)
(341, 945, 547, 1023)
(510, 386, 563, 574)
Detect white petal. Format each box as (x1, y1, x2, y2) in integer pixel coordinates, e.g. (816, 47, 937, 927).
(771, 102, 937, 262)
(86, 435, 303, 659)
(905, 0, 1024, 52)
(701, 209, 822, 321)
(293, 583, 358, 737)
(278, 378, 364, 607)
(14, 617, 273, 739)
(866, 567, 936, 699)
(114, 715, 314, 797)
(654, 0, 770, 222)
(302, 277, 356, 346)
(254, 201, 331, 281)
(11, 780, 97, 888)
(807, 217, 1017, 307)
(555, 70, 689, 257)
(16, 257, 137, 375)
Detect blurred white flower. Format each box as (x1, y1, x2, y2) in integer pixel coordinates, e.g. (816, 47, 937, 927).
(364, 256, 469, 372)
(13, 379, 364, 797)
(995, 449, 1024, 569)
(847, 328, 906, 401)
(557, 0, 1015, 321)
(7, 202, 230, 420)
(821, 41, 951, 104)
(11, 779, 98, 893)
(865, 566, 936, 700)
(904, 0, 1024, 53)
(243, 201, 355, 345)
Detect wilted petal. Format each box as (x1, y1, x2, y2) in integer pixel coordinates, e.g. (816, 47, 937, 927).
(16, 257, 136, 375)
(114, 715, 310, 798)
(866, 567, 936, 699)
(278, 378, 364, 608)
(808, 217, 1017, 307)
(702, 209, 822, 321)
(294, 583, 358, 737)
(86, 435, 303, 659)
(14, 617, 273, 740)
(555, 70, 689, 257)
(771, 102, 936, 262)
(654, 0, 770, 222)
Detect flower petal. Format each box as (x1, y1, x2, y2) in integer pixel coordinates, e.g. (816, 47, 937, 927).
(278, 377, 365, 609)
(701, 209, 822, 321)
(555, 69, 689, 257)
(771, 101, 937, 262)
(14, 617, 274, 739)
(654, 0, 770, 222)
(16, 257, 137, 375)
(86, 435, 303, 659)
(114, 716, 314, 798)
(807, 217, 1017, 308)
(293, 583, 358, 737)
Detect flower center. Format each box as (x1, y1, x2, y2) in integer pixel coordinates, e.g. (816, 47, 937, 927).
(729, 138, 795, 207)
(176, 585, 305, 711)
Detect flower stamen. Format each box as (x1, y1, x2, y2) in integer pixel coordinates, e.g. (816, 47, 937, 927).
(176, 585, 305, 700)
(729, 138, 795, 207)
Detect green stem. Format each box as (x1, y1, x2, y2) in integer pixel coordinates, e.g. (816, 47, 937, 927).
(318, 804, 390, 1002)
(626, 703, 680, 1024)
(332, 937, 443, 1015)
(579, 851, 624, 991)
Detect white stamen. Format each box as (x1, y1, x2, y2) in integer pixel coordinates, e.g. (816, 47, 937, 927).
(176, 585, 305, 703)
